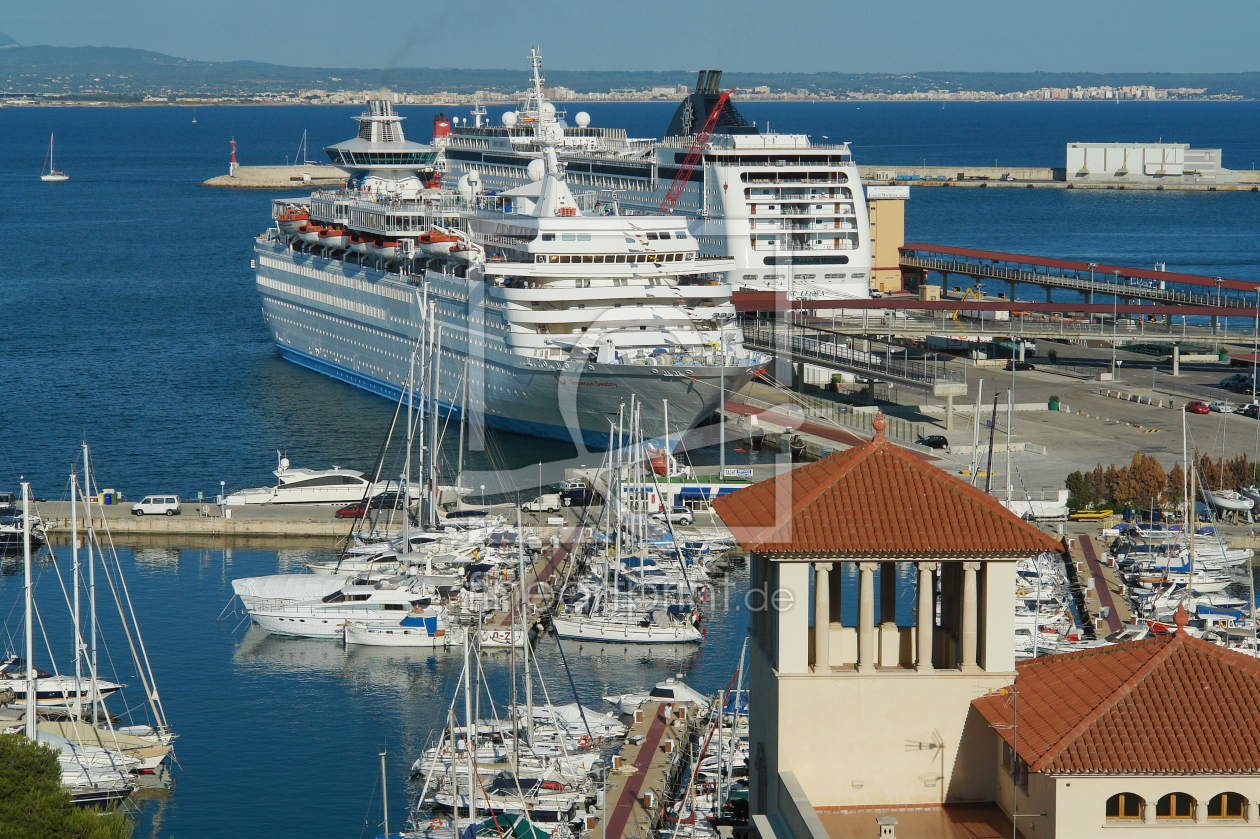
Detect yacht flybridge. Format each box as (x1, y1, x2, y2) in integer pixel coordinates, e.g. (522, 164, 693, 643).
(255, 90, 765, 448)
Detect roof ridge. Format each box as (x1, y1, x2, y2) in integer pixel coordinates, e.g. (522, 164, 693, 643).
(1028, 634, 1181, 773)
(1180, 632, 1260, 678)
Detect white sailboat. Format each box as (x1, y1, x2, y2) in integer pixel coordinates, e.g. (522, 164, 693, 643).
(40, 134, 69, 182)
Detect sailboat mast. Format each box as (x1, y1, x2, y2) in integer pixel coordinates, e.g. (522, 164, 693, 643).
(84, 443, 98, 728)
(519, 506, 533, 748)
(449, 708, 460, 839)
(380, 749, 390, 839)
(457, 355, 469, 492)
(71, 473, 82, 719)
(404, 349, 416, 556)
(23, 480, 35, 741)
(429, 316, 442, 529)
(463, 635, 477, 827)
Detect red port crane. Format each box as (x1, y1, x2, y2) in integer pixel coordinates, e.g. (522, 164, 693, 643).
(657, 90, 731, 214)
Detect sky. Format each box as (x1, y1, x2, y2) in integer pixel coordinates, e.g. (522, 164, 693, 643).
(6, 0, 1260, 74)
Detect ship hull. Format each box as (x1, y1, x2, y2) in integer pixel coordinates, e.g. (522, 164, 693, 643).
(255, 241, 756, 449)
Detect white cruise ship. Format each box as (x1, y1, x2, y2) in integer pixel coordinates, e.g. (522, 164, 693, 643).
(253, 99, 763, 450)
(440, 51, 873, 301)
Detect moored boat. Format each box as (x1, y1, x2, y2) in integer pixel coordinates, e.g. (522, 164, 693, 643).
(319, 225, 350, 249)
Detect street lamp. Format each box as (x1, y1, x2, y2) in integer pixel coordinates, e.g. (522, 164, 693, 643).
(480, 484, 485, 507)
(1088, 263, 1097, 305)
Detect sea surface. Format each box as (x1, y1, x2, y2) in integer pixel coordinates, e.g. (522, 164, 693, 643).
(3, 100, 1260, 837)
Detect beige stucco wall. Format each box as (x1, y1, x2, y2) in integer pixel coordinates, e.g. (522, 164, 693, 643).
(773, 671, 1010, 807)
(992, 733, 1260, 836)
(867, 198, 905, 293)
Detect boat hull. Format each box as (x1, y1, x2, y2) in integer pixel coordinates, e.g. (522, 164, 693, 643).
(549, 616, 701, 644)
(256, 240, 756, 449)
(344, 621, 465, 648)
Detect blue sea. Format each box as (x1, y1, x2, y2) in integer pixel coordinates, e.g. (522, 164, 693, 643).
(3, 100, 1260, 838)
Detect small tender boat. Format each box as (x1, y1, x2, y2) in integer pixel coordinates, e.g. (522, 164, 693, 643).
(318, 225, 350, 249)
(1204, 489, 1254, 512)
(349, 232, 373, 254)
(0, 655, 124, 709)
(277, 206, 309, 234)
(344, 609, 465, 648)
(296, 223, 326, 244)
(449, 242, 481, 262)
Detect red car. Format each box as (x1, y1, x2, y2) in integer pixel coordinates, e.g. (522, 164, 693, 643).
(1185, 401, 1211, 414)
(335, 502, 370, 519)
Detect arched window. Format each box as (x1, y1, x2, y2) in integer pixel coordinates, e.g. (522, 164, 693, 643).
(1156, 793, 1195, 819)
(1208, 793, 1247, 819)
(1106, 793, 1143, 820)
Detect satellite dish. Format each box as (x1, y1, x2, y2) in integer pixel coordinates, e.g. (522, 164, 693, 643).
(279, 457, 290, 470)
(502, 111, 518, 127)
(539, 102, 556, 118)
(574, 111, 591, 128)
(457, 174, 473, 198)
(527, 159, 546, 182)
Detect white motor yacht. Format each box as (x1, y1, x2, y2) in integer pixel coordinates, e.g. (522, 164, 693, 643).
(248, 575, 442, 638)
(223, 453, 418, 506)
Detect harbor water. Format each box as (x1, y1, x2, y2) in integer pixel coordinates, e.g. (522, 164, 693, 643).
(4, 101, 1260, 837)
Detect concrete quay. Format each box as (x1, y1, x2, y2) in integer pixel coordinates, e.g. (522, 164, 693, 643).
(202, 164, 347, 189)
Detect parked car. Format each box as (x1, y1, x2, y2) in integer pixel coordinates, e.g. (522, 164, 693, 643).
(1220, 374, 1252, 387)
(1004, 360, 1035, 371)
(335, 493, 405, 518)
(131, 495, 181, 516)
(650, 506, 695, 526)
(335, 502, 370, 519)
(1208, 401, 1236, 413)
(917, 435, 950, 451)
(1241, 404, 1260, 419)
(869, 289, 884, 299)
(1185, 401, 1211, 414)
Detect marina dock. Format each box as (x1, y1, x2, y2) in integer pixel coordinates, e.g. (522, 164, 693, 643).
(597, 701, 702, 839)
(202, 164, 347, 189)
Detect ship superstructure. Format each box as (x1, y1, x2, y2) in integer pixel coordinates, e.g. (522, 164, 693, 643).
(254, 98, 763, 450)
(441, 52, 873, 301)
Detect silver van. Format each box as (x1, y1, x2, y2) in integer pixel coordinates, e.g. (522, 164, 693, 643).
(132, 495, 181, 516)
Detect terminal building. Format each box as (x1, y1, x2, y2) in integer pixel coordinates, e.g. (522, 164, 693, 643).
(1067, 142, 1238, 186)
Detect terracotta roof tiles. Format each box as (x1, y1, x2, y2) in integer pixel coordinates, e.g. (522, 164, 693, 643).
(971, 632, 1260, 774)
(711, 417, 1063, 559)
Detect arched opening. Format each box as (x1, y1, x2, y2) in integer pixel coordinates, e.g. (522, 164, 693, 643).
(1208, 792, 1247, 819)
(1156, 792, 1195, 819)
(1106, 793, 1143, 820)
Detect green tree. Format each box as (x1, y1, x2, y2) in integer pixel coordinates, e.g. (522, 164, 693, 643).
(0, 733, 132, 839)
(1065, 470, 1091, 507)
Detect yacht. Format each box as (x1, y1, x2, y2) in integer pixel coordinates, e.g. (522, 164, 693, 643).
(246, 575, 446, 638)
(222, 453, 417, 506)
(441, 51, 873, 301)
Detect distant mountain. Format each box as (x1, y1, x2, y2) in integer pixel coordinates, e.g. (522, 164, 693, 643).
(2, 43, 1259, 99)
(0, 31, 19, 48)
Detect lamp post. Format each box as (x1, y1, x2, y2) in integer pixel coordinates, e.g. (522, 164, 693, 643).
(1088, 263, 1097, 305)
(480, 484, 485, 507)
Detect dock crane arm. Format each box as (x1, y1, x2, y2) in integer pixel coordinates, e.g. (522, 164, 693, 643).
(658, 90, 732, 215)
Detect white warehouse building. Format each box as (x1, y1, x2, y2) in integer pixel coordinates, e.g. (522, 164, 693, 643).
(1067, 142, 1237, 185)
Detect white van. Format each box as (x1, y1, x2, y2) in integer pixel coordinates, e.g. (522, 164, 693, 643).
(521, 493, 561, 513)
(132, 495, 182, 516)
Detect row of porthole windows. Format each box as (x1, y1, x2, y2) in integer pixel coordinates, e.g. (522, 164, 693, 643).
(1106, 791, 1249, 821)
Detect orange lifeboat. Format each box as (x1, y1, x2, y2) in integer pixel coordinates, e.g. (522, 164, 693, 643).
(296, 222, 325, 244)
(373, 239, 403, 259)
(349, 232, 373, 255)
(277, 207, 309, 235)
(319, 225, 350, 249)
(647, 447, 668, 476)
(419, 228, 461, 256)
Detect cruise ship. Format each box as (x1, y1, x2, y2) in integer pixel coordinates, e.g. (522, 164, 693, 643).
(439, 51, 873, 301)
(253, 99, 763, 450)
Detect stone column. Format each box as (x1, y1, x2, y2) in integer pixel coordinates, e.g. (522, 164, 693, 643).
(858, 562, 877, 672)
(945, 393, 954, 431)
(1143, 801, 1156, 825)
(813, 562, 832, 671)
(961, 561, 981, 672)
(1172, 344, 1180, 377)
(1195, 800, 1208, 824)
(916, 562, 936, 672)
(1247, 799, 1259, 822)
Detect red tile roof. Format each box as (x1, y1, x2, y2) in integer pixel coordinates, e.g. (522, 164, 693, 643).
(710, 416, 1063, 558)
(972, 632, 1260, 774)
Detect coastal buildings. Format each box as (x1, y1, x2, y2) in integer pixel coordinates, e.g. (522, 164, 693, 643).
(714, 413, 1260, 838)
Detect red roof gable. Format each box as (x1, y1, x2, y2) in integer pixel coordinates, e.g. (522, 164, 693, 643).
(972, 632, 1260, 775)
(711, 417, 1063, 559)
